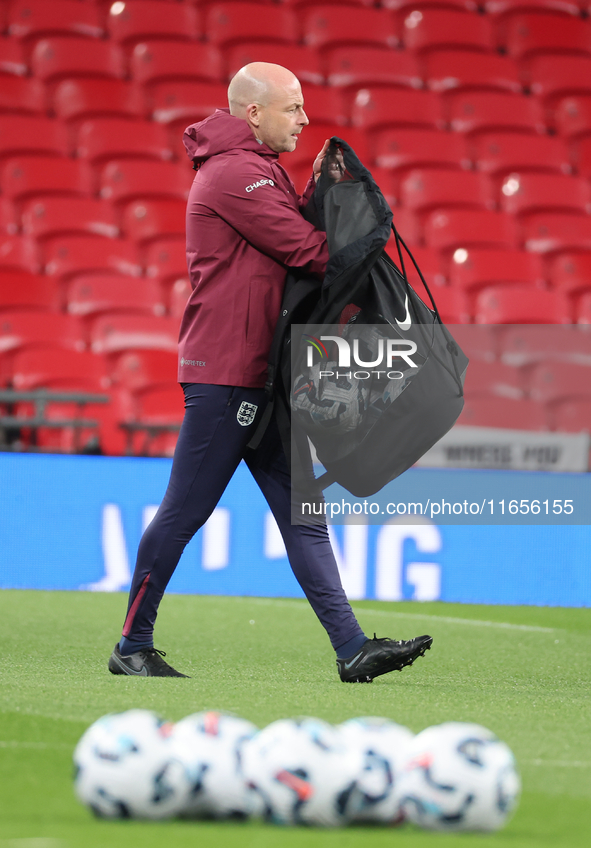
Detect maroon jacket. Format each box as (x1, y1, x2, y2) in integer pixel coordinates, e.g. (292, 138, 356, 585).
(179, 109, 329, 387)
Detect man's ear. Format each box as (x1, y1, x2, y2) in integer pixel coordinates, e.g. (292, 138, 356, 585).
(245, 103, 260, 128)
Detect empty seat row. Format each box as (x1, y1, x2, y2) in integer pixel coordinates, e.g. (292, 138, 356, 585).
(5, 2, 591, 56)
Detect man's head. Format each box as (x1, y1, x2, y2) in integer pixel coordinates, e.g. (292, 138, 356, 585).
(227, 62, 309, 154)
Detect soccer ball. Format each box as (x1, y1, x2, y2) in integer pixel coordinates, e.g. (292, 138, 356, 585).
(242, 717, 364, 827)
(169, 711, 260, 820)
(73, 709, 192, 819)
(337, 716, 414, 823)
(394, 722, 521, 832)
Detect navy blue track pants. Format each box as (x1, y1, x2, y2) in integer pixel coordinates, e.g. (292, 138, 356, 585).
(122, 383, 363, 650)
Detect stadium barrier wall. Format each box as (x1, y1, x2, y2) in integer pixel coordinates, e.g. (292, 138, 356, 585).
(0, 453, 590, 607)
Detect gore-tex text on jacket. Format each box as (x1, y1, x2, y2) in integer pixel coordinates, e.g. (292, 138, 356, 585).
(179, 109, 329, 387)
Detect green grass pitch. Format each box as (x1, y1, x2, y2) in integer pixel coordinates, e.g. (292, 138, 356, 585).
(0, 590, 590, 848)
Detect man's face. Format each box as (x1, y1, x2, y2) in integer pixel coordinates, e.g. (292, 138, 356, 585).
(255, 81, 309, 154)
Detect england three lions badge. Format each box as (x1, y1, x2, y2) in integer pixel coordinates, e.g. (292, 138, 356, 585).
(237, 401, 258, 426)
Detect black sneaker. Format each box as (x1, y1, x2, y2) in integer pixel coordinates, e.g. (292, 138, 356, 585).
(108, 643, 190, 678)
(336, 633, 433, 683)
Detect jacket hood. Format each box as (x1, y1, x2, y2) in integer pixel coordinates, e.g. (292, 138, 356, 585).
(183, 108, 277, 166)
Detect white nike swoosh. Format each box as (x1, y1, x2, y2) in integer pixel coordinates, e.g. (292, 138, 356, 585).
(395, 294, 412, 332)
(344, 651, 364, 670)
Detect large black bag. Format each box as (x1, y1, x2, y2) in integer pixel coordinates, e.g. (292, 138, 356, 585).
(251, 138, 469, 499)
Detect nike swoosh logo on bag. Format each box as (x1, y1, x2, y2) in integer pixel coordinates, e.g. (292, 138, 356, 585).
(396, 294, 412, 332)
(344, 651, 364, 670)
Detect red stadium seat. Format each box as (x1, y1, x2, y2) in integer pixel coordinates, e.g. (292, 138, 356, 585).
(53, 79, 147, 123)
(499, 324, 591, 365)
(424, 209, 519, 250)
(529, 361, 591, 403)
(401, 8, 495, 54)
(400, 168, 493, 214)
(554, 95, 591, 138)
(0, 271, 61, 312)
(110, 349, 178, 394)
(386, 245, 446, 290)
(225, 43, 323, 86)
(145, 236, 187, 283)
(1, 156, 91, 202)
(206, 3, 297, 48)
(501, 13, 591, 59)
(76, 118, 172, 164)
(149, 81, 228, 126)
(448, 247, 544, 290)
(424, 50, 522, 94)
(11, 347, 109, 391)
(8, 0, 103, 40)
(169, 277, 191, 319)
(107, 0, 200, 45)
(0, 115, 69, 161)
(325, 46, 421, 88)
(523, 213, 591, 253)
(451, 323, 499, 360)
(298, 85, 347, 127)
(131, 41, 224, 87)
(351, 88, 444, 131)
(499, 172, 591, 216)
(553, 398, 591, 432)
(0, 36, 27, 76)
(44, 236, 141, 280)
(527, 55, 591, 102)
(31, 37, 125, 83)
(384, 0, 478, 9)
(571, 136, 591, 178)
(0, 234, 40, 273)
(303, 6, 399, 50)
(484, 0, 581, 15)
(389, 207, 422, 247)
(464, 359, 526, 400)
(457, 396, 548, 429)
(0, 311, 85, 356)
(122, 199, 185, 244)
(0, 76, 46, 116)
(90, 314, 179, 355)
(474, 285, 572, 323)
(374, 129, 469, 170)
(66, 275, 166, 320)
(0, 196, 17, 235)
(471, 132, 570, 175)
(576, 291, 591, 324)
(548, 252, 591, 293)
(131, 384, 183, 457)
(446, 91, 545, 134)
(100, 160, 192, 205)
(421, 284, 471, 322)
(21, 197, 119, 241)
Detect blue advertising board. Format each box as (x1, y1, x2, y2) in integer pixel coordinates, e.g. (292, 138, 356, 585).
(0, 453, 590, 607)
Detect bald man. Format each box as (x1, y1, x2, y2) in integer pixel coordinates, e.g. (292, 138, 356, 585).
(108, 63, 432, 680)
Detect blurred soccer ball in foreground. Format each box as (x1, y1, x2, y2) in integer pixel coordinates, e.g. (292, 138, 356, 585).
(169, 711, 260, 819)
(337, 716, 414, 823)
(394, 722, 521, 831)
(73, 709, 191, 819)
(242, 717, 364, 827)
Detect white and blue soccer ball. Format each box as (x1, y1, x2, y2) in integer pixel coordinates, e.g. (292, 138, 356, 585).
(242, 717, 365, 827)
(169, 711, 260, 820)
(337, 716, 415, 824)
(73, 709, 192, 819)
(394, 722, 521, 832)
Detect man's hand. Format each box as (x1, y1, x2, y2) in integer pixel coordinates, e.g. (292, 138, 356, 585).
(313, 139, 345, 183)
(313, 139, 330, 182)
